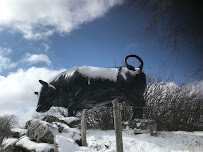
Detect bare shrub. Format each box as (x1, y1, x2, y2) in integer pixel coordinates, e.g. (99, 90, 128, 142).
(144, 68, 203, 131)
(0, 115, 18, 144)
(87, 103, 132, 130)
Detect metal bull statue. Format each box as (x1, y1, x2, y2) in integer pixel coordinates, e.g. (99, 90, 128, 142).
(34, 55, 146, 120)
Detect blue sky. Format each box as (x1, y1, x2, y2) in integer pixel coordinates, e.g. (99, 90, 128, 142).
(0, 4, 201, 81)
(0, 0, 202, 121)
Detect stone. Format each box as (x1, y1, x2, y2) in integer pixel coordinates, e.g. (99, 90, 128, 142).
(26, 117, 82, 144)
(26, 119, 58, 144)
(15, 136, 54, 152)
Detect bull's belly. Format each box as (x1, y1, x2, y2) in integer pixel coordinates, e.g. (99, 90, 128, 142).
(71, 86, 145, 111)
(82, 100, 113, 108)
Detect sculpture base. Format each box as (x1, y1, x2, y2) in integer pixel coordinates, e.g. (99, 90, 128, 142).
(128, 119, 157, 136)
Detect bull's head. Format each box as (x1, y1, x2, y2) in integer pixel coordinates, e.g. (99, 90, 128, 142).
(35, 80, 56, 112)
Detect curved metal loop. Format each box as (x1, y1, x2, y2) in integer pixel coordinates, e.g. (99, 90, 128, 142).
(124, 55, 143, 71)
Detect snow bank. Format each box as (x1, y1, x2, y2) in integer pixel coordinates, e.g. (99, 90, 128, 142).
(53, 122, 81, 141)
(2, 138, 18, 148)
(11, 128, 27, 133)
(16, 136, 54, 152)
(87, 129, 203, 152)
(55, 135, 91, 152)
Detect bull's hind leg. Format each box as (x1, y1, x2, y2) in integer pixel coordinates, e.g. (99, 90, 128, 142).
(129, 107, 144, 122)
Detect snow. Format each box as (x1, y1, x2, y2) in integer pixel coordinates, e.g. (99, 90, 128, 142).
(53, 122, 81, 141)
(120, 67, 139, 80)
(11, 127, 27, 135)
(60, 116, 80, 124)
(48, 83, 56, 89)
(2, 138, 18, 148)
(55, 135, 92, 152)
(11, 128, 26, 133)
(78, 66, 118, 82)
(16, 136, 54, 152)
(51, 66, 139, 83)
(87, 129, 203, 152)
(2, 121, 203, 152)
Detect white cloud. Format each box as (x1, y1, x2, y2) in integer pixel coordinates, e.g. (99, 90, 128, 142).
(0, 67, 65, 122)
(24, 53, 52, 65)
(0, 47, 17, 72)
(0, 0, 123, 39)
(0, 46, 52, 71)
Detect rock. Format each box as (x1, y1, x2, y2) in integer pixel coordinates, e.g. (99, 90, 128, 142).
(2, 136, 54, 152)
(1, 116, 84, 152)
(26, 117, 82, 145)
(26, 119, 58, 144)
(15, 136, 54, 152)
(128, 119, 157, 136)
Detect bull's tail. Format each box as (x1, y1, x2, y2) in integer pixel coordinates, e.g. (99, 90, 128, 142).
(125, 55, 143, 71)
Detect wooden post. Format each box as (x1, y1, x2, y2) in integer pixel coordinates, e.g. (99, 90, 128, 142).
(81, 109, 87, 146)
(112, 99, 124, 152)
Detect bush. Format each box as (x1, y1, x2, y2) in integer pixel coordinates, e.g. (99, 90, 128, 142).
(86, 102, 132, 130)
(143, 68, 203, 131)
(0, 115, 18, 144)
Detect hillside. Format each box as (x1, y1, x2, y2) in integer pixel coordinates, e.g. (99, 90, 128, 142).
(87, 129, 203, 152)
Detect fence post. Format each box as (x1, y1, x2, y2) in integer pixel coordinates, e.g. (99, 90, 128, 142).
(200, 102, 203, 127)
(81, 109, 87, 146)
(112, 99, 124, 152)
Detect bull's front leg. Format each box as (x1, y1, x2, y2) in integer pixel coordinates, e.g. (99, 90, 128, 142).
(68, 109, 74, 116)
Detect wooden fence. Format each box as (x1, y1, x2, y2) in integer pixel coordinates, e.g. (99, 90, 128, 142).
(81, 98, 124, 152)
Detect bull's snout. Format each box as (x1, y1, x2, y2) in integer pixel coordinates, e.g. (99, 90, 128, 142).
(36, 105, 50, 112)
(36, 105, 42, 112)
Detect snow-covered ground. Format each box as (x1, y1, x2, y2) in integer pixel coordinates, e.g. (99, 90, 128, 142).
(87, 129, 203, 152)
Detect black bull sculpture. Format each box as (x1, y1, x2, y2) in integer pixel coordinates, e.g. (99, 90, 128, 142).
(35, 55, 146, 120)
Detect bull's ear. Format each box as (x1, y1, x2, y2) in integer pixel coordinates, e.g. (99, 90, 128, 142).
(34, 92, 38, 95)
(39, 80, 48, 87)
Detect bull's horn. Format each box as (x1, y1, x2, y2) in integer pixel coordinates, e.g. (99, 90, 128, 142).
(39, 80, 48, 87)
(125, 55, 143, 71)
(34, 92, 38, 95)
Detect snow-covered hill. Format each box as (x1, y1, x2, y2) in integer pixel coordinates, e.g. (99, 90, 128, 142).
(1, 116, 202, 152)
(87, 129, 203, 152)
